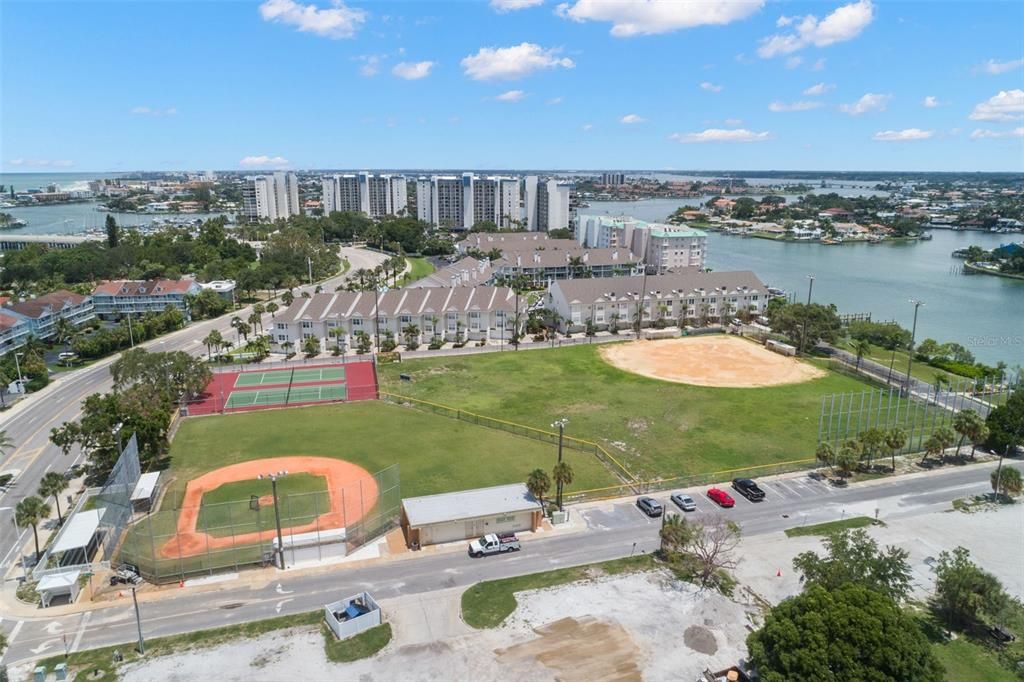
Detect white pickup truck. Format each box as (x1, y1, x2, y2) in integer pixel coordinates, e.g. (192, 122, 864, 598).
(468, 532, 521, 558)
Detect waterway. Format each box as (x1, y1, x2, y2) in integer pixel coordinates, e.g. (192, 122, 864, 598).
(586, 199, 1023, 367)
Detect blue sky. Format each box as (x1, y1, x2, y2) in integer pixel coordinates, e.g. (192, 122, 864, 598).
(2, 0, 1022, 172)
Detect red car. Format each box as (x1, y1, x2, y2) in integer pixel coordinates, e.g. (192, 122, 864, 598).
(707, 487, 735, 508)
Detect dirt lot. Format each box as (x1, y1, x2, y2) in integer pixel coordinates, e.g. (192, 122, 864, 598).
(121, 572, 758, 682)
(600, 336, 825, 388)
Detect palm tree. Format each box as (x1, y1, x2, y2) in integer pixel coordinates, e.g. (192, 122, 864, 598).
(920, 426, 955, 465)
(835, 439, 861, 477)
(237, 322, 252, 343)
(53, 317, 77, 355)
(202, 330, 223, 361)
(858, 427, 885, 470)
(230, 315, 243, 343)
(252, 303, 266, 332)
(266, 302, 279, 318)
(402, 324, 420, 349)
(852, 339, 871, 370)
(884, 427, 907, 472)
(247, 311, 262, 335)
(302, 336, 320, 357)
(659, 513, 694, 556)
(15, 496, 51, 559)
(815, 441, 835, 473)
(38, 471, 69, 526)
(526, 469, 551, 514)
(552, 461, 574, 511)
(281, 290, 295, 306)
(969, 423, 989, 460)
(952, 410, 982, 458)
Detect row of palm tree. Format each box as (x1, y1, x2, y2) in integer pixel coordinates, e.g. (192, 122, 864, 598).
(14, 470, 72, 561)
(526, 461, 575, 513)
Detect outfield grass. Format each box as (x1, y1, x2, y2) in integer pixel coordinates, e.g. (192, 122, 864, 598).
(461, 554, 657, 628)
(378, 344, 878, 480)
(165, 400, 614, 501)
(196, 472, 329, 537)
(784, 515, 878, 537)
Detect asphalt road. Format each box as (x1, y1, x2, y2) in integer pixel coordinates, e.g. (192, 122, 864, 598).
(0, 247, 388, 577)
(2, 459, 1014, 665)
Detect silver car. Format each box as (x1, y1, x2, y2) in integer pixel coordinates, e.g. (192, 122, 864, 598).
(671, 493, 697, 511)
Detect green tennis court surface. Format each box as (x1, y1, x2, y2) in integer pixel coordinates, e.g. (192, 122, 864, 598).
(233, 366, 347, 387)
(225, 384, 348, 408)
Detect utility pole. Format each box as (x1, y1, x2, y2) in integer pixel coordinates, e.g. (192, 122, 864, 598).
(307, 257, 313, 286)
(131, 586, 145, 655)
(799, 274, 814, 356)
(12, 351, 24, 387)
(259, 471, 288, 569)
(551, 418, 568, 510)
(905, 299, 925, 394)
(126, 312, 135, 348)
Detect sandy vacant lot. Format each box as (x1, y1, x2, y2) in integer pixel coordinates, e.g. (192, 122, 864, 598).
(601, 336, 825, 388)
(121, 572, 758, 682)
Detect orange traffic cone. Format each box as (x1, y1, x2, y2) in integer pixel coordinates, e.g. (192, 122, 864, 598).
(776, 568, 782, 577)
(179, 579, 184, 588)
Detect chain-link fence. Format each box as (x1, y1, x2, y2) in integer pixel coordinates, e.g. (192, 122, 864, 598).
(117, 464, 400, 583)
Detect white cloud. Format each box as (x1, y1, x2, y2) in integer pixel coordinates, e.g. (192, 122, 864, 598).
(839, 92, 891, 115)
(490, 0, 543, 11)
(803, 82, 834, 96)
(239, 155, 290, 168)
(768, 100, 823, 112)
(811, 57, 827, 71)
(130, 106, 177, 117)
(7, 158, 73, 167)
(582, 123, 594, 131)
(669, 128, 772, 143)
(922, 95, 941, 108)
(873, 128, 933, 141)
(495, 89, 526, 102)
(355, 54, 382, 77)
(392, 61, 434, 80)
(785, 56, 803, 69)
(970, 127, 1024, 139)
(258, 0, 366, 39)
(776, 15, 795, 27)
(547, 96, 563, 105)
(555, 0, 763, 38)
(620, 113, 646, 124)
(461, 43, 574, 81)
(758, 0, 874, 58)
(974, 59, 1024, 75)
(700, 81, 724, 92)
(969, 89, 1024, 122)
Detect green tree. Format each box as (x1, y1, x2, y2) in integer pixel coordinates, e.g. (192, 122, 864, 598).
(203, 330, 224, 361)
(932, 546, 1009, 629)
(851, 338, 871, 370)
(857, 427, 886, 470)
(110, 348, 212, 404)
(38, 471, 70, 526)
(991, 465, 1023, 498)
(771, 302, 843, 352)
(15, 496, 51, 558)
(281, 290, 295, 306)
(834, 439, 861, 476)
(884, 427, 907, 472)
(793, 528, 912, 602)
(552, 461, 574, 511)
(0, 370, 9, 408)
(920, 425, 955, 465)
(815, 441, 835, 473)
(659, 513, 696, 557)
(266, 301, 279, 318)
(302, 336, 320, 357)
(747, 583, 943, 682)
(526, 468, 551, 513)
(105, 214, 119, 248)
(985, 389, 1024, 455)
(952, 409, 983, 458)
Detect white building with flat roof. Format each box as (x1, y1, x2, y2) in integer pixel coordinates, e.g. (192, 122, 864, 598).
(525, 176, 572, 232)
(323, 173, 407, 218)
(242, 172, 300, 223)
(577, 215, 707, 272)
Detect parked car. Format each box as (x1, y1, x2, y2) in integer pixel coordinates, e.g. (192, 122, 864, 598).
(731, 478, 766, 502)
(636, 496, 664, 517)
(707, 488, 735, 508)
(671, 493, 697, 511)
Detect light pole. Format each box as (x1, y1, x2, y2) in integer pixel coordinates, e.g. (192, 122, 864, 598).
(799, 274, 814, 356)
(551, 418, 568, 510)
(306, 257, 313, 286)
(905, 299, 925, 393)
(258, 470, 288, 569)
(131, 586, 145, 655)
(12, 351, 24, 387)
(126, 312, 135, 348)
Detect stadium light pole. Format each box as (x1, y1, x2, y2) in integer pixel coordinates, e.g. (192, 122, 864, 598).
(905, 299, 925, 393)
(551, 418, 568, 510)
(259, 471, 288, 569)
(799, 274, 814, 356)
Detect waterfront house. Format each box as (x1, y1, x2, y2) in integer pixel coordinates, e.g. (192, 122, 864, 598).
(92, 279, 202, 320)
(4, 290, 94, 340)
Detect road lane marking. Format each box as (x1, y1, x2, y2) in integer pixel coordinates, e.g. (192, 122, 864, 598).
(71, 612, 91, 653)
(8, 620, 23, 645)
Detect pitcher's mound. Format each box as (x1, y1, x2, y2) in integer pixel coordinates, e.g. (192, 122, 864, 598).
(600, 336, 825, 388)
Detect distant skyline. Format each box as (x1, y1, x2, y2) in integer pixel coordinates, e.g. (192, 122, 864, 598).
(2, 1, 1023, 173)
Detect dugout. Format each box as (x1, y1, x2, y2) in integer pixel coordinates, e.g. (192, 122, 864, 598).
(400, 483, 542, 548)
(130, 472, 161, 513)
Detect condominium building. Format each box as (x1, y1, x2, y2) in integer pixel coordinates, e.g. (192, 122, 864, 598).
(576, 215, 707, 272)
(416, 174, 519, 229)
(242, 172, 301, 223)
(92, 279, 203, 319)
(458, 232, 642, 283)
(547, 271, 768, 333)
(2, 290, 94, 346)
(524, 177, 572, 232)
(0, 311, 31, 356)
(322, 173, 408, 218)
(272, 287, 523, 349)
(601, 172, 626, 186)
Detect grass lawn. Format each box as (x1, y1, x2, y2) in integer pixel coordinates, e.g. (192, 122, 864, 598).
(835, 340, 962, 384)
(930, 638, 1017, 682)
(461, 554, 656, 628)
(196, 472, 329, 537)
(784, 515, 879, 537)
(401, 257, 435, 285)
(322, 623, 392, 662)
(165, 400, 614, 503)
(378, 344, 878, 480)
